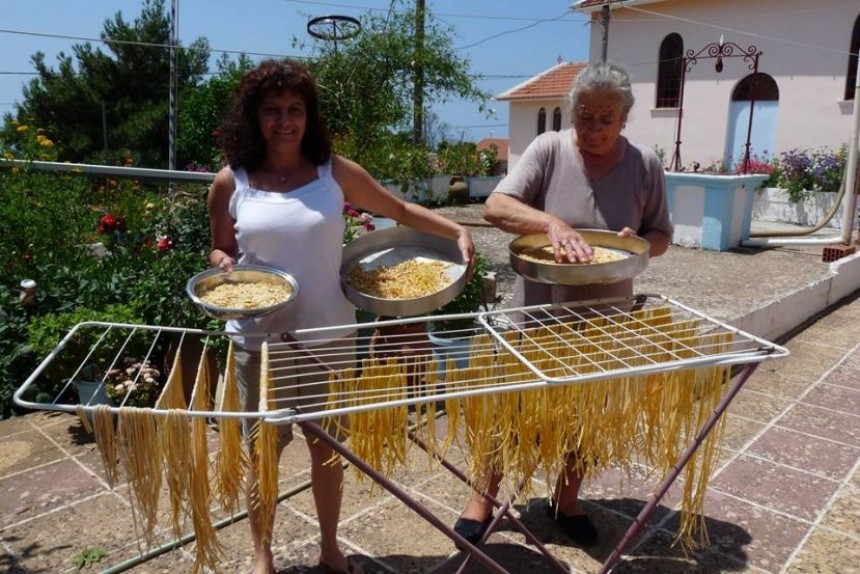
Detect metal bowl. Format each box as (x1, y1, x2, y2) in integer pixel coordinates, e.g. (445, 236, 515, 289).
(509, 229, 650, 285)
(340, 226, 468, 317)
(186, 264, 299, 321)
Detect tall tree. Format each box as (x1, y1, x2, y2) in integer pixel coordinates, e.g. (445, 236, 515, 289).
(2, 0, 210, 168)
(177, 53, 255, 170)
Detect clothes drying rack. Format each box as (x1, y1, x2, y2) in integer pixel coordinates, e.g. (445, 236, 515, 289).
(14, 294, 789, 574)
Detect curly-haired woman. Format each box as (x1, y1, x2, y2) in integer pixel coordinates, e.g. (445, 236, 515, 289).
(208, 58, 474, 574)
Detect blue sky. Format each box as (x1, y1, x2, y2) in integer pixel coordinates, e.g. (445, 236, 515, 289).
(0, 0, 592, 142)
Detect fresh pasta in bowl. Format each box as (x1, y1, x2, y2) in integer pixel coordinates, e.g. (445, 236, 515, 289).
(345, 258, 452, 300)
(187, 265, 299, 320)
(518, 245, 627, 265)
(198, 281, 293, 309)
(509, 230, 650, 285)
(340, 226, 468, 317)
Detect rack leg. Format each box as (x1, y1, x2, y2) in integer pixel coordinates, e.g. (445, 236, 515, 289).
(597, 362, 760, 574)
(299, 421, 513, 574)
(409, 433, 570, 574)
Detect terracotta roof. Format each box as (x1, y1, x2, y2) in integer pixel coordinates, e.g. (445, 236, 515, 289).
(496, 61, 588, 101)
(476, 137, 509, 162)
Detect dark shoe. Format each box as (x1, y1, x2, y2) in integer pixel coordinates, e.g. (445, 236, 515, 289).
(453, 515, 493, 548)
(547, 502, 597, 546)
(318, 556, 364, 574)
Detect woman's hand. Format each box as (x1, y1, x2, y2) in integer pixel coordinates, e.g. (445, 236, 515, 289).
(458, 228, 475, 267)
(617, 227, 635, 238)
(211, 252, 235, 273)
(546, 219, 593, 263)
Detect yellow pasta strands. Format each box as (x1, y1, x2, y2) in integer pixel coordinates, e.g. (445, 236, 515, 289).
(92, 404, 120, 488)
(214, 341, 249, 514)
(325, 306, 733, 548)
(344, 357, 409, 482)
(253, 342, 280, 546)
(155, 346, 191, 538)
(117, 407, 162, 548)
(188, 346, 222, 573)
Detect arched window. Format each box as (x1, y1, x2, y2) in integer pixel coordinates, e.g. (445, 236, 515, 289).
(732, 73, 779, 102)
(656, 33, 684, 108)
(846, 14, 860, 100)
(537, 107, 546, 135)
(552, 107, 562, 131)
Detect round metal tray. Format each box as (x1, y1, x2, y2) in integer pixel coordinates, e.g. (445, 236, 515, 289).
(186, 264, 299, 320)
(340, 226, 468, 317)
(509, 229, 650, 285)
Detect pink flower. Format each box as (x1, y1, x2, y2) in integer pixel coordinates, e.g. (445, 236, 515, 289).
(156, 237, 173, 252)
(363, 221, 375, 231)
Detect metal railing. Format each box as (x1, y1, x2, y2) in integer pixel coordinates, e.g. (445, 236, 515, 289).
(0, 158, 215, 184)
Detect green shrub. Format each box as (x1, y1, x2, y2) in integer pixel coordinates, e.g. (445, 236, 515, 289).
(25, 304, 144, 404)
(430, 253, 489, 333)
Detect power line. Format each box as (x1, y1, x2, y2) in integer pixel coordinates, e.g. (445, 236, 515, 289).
(283, 0, 581, 23)
(455, 10, 576, 51)
(0, 27, 305, 61)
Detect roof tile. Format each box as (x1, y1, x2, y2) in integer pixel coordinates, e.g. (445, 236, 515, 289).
(496, 61, 588, 101)
(476, 137, 509, 162)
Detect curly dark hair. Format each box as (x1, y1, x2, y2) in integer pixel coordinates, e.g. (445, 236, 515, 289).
(218, 59, 332, 169)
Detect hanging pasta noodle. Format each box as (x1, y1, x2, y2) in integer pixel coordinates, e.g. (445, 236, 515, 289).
(187, 345, 222, 573)
(214, 341, 248, 514)
(75, 404, 92, 434)
(253, 342, 280, 546)
(154, 344, 191, 538)
(92, 404, 120, 488)
(116, 407, 162, 548)
(316, 304, 735, 550)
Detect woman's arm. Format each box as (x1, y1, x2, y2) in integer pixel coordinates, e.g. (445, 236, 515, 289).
(332, 155, 474, 264)
(207, 167, 239, 271)
(485, 193, 594, 263)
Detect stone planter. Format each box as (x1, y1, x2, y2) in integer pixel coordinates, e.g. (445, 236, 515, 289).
(467, 175, 501, 199)
(666, 172, 769, 250)
(427, 327, 475, 381)
(752, 187, 844, 228)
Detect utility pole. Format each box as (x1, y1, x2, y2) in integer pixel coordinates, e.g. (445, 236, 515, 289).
(169, 0, 178, 174)
(600, 1, 610, 63)
(413, 0, 425, 146)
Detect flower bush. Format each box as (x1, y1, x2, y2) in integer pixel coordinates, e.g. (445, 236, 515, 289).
(343, 202, 375, 243)
(0, 123, 223, 418)
(686, 146, 846, 204)
(104, 358, 162, 408)
(768, 146, 847, 203)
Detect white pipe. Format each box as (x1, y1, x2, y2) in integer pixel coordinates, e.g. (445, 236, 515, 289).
(840, 64, 860, 244)
(743, 70, 860, 249)
(742, 235, 848, 247)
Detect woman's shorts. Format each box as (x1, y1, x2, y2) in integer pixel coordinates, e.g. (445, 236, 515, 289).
(234, 334, 356, 449)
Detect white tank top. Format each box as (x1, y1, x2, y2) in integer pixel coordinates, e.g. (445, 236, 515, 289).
(226, 161, 355, 349)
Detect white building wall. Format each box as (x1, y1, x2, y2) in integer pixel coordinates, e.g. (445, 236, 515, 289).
(582, 0, 857, 167)
(506, 99, 572, 169)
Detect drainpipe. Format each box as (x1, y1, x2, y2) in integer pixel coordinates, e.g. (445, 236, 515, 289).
(600, 1, 610, 63)
(840, 68, 860, 245)
(742, 70, 860, 248)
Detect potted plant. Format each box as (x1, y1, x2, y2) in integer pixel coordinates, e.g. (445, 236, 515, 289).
(427, 253, 490, 376)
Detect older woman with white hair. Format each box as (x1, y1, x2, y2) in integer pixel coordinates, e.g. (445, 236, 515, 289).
(452, 61, 673, 548)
